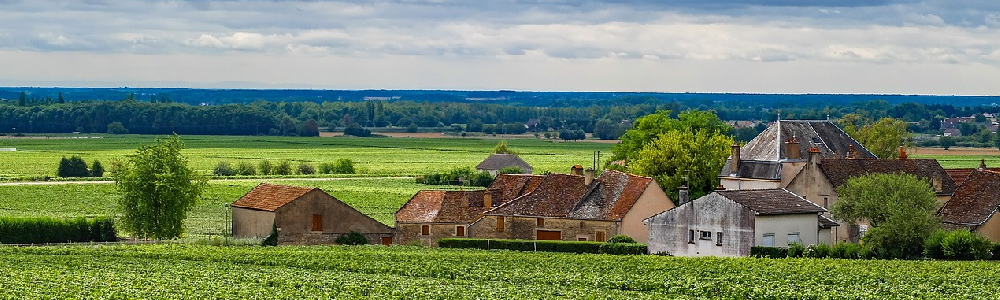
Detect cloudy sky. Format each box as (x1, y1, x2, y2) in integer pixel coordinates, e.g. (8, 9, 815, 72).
(1, 0, 998, 94)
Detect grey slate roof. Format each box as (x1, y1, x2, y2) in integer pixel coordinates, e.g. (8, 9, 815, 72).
(819, 158, 957, 195)
(719, 160, 782, 180)
(475, 154, 533, 173)
(819, 215, 840, 229)
(721, 120, 875, 178)
(715, 189, 827, 215)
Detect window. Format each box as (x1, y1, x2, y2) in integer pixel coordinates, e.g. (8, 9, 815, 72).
(762, 233, 775, 247)
(578, 237, 588, 241)
(700, 231, 712, 240)
(596, 231, 607, 242)
(689, 230, 695, 244)
(823, 197, 829, 208)
(787, 233, 800, 245)
(421, 225, 430, 236)
(716, 232, 723, 246)
(536, 218, 545, 227)
(456, 226, 466, 237)
(311, 214, 322, 231)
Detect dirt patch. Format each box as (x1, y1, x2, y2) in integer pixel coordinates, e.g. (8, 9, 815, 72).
(909, 147, 1000, 156)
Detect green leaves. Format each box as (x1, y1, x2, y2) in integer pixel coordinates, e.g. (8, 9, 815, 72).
(625, 119, 734, 202)
(833, 173, 940, 259)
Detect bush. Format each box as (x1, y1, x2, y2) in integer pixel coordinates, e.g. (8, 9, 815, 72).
(335, 231, 369, 245)
(213, 161, 236, 176)
(298, 162, 316, 175)
(498, 166, 524, 174)
(607, 235, 636, 244)
(262, 223, 278, 246)
(235, 161, 256, 176)
(805, 243, 832, 258)
(332, 158, 355, 174)
(406, 123, 419, 133)
(90, 160, 105, 177)
(992, 243, 1000, 260)
(940, 229, 992, 260)
(469, 171, 495, 187)
(258, 160, 274, 175)
(0, 217, 116, 244)
(319, 162, 336, 174)
(439, 238, 605, 254)
(420, 167, 492, 187)
(274, 160, 293, 175)
(600, 243, 647, 255)
(750, 246, 788, 258)
(57, 155, 90, 177)
(344, 124, 372, 137)
(786, 243, 806, 258)
(923, 230, 949, 259)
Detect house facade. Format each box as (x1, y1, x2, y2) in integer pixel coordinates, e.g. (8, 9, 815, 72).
(232, 183, 394, 245)
(939, 168, 1000, 241)
(645, 189, 831, 257)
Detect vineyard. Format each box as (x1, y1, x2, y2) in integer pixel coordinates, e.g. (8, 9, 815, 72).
(0, 135, 612, 180)
(1, 244, 999, 299)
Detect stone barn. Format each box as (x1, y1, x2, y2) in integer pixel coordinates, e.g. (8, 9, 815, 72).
(231, 183, 394, 245)
(476, 154, 533, 176)
(645, 189, 833, 257)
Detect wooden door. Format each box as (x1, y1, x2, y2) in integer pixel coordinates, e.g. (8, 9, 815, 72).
(536, 230, 561, 240)
(380, 237, 393, 246)
(311, 214, 322, 231)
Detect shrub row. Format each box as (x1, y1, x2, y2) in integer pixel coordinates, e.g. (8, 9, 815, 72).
(0, 217, 117, 244)
(438, 238, 646, 255)
(57, 156, 104, 177)
(924, 229, 994, 260)
(417, 167, 494, 187)
(214, 159, 355, 176)
(752, 243, 875, 259)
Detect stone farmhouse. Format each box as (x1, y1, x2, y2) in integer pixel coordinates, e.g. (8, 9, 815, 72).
(938, 167, 1000, 241)
(469, 167, 673, 243)
(476, 153, 533, 176)
(231, 183, 394, 245)
(645, 189, 834, 257)
(394, 174, 544, 246)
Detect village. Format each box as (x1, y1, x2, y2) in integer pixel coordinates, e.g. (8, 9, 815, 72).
(229, 119, 999, 257)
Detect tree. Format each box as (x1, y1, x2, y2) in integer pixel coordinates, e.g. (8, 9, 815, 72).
(845, 118, 912, 159)
(57, 155, 90, 177)
(593, 119, 624, 140)
(493, 140, 513, 154)
(466, 119, 484, 132)
(941, 136, 956, 150)
(258, 160, 274, 175)
(332, 158, 355, 174)
(107, 122, 129, 134)
(612, 110, 730, 162)
(90, 160, 105, 177)
(343, 124, 372, 137)
(832, 173, 940, 259)
(628, 129, 733, 202)
(57, 92, 65, 104)
(114, 136, 206, 239)
(17, 91, 26, 106)
(299, 119, 319, 137)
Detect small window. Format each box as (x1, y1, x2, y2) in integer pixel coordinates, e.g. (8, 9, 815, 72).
(380, 237, 393, 246)
(578, 237, 588, 241)
(788, 233, 800, 245)
(496, 217, 505, 232)
(823, 197, 829, 208)
(716, 232, 723, 246)
(689, 230, 695, 244)
(421, 225, 430, 236)
(456, 226, 466, 237)
(763, 233, 775, 247)
(700, 231, 712, 240)
(596, 231, 607, 242)
(311, 214, 322, 231)
(536, 218, 545, 227)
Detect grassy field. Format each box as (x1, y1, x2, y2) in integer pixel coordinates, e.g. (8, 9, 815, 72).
(1, 244, 998, 299)
(0, 134, 612, 180)
(0, 178, 436, 237)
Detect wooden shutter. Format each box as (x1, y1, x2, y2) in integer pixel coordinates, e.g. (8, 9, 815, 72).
(421, 225, 430, 235)
(595, 231, 606, 242)
(496, 217, 505, 232)
(311, 214, 322, 231)
(536, 218, 544, 227)
(536, 230, 561, 240)
(456, 226, 466, 237)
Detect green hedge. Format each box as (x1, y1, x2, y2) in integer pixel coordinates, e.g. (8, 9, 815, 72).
(438, 238, 646, 255)
(750, 246, 788, 258)
(0, 217, 117, 244)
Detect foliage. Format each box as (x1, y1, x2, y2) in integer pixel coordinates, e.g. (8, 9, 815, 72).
(924, 230, 948, 259)
(599, 243, 647, 255)
(750, 246, 788, 258)
(106, 122, 129, 134)
(497, 166, 523, 174)
(335, 231, 369, 245)
(406, 123, 419, 133)
(833, 173, 940, 259)
(90, 160, 105, 177)
(558, 129, 586, 140)
(606, 235, 636, 244)
(841, 117, 912, 159)
(262, 222, 278, 246)
(332, 158, 355, 174)
(258, 159, 274, 175)
(297, 162, 316, 175)
(628, 129, 733, 202)
(114, 136, 207, 240)
(235, 161, 256, 176)
(940, 136, 956, 150)
(0, 217, 116, 244)
(274, 160, 293, 175)
(938, 229, 992, 260)
(613, 110, 731, 163)
(57, 155, 90, 177)
(299, 119, 320, 137)
(418, 167, 493, 187)
(786, 243, 806, 258)
(593, 119, 625, 140)
(343, 124, 372, 137)
(213, 161, 236, 176)
(492, 140, 513, 154)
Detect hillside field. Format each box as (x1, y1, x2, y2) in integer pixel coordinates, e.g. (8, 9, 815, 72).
(0, 134, 612, 180)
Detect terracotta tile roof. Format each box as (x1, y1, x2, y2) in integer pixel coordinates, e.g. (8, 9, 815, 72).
(716, 189, 827, 215)
(475, 154, 533, 173)
(819, 159, 957, 195)
(396, 190, 492, 224)
(818, 215, 840, 229)
(946, 167, 1000, 187)
(568, 170, 654, 220)
(488, 174, 545, 203)
(939, 169, 1000, 226)
(488, 173, 587, 217)
(739, 120, 874, 162)
(231, 183, 315, 212)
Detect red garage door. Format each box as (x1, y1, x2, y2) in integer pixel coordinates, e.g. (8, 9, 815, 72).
(536, 230, 562, 240)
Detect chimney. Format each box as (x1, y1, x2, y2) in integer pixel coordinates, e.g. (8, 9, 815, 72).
(808, 147, 821, 164)
(846, 144, 856, 159)
(730, 143, 741, 174)
(571, 165, 584, 176)
(785, 137, 801, 160)
(898, 146, 907, 160)
(715, 184, 726, 191)
(678, 185, 690, 204)
(980, 159, 988, 171)
(585, 167, 595, 185)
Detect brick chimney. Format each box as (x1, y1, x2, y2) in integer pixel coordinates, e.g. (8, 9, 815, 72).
(730, 143, 741, 174)
(846, 144, 856, 159)
(571, 165, 584, 176)
(585, 167, 595, 185)
(898, 146, 907, 160)
(808, 146, 821, 164)
(678, 185, 690, 204)
(785, 137, 801, 160)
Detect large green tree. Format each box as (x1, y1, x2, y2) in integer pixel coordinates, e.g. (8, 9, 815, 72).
(114, 135, 206, 239)
(612, 110, 731, 162)
(832, 173, 940, 259)
(841, 117, 912, 158)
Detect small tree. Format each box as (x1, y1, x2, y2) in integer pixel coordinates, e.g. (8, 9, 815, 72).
(213, 161, 236, 176)
(258, 160, 274, 175)
(299, 119, 320, 137)
(274, 160, 293, 175)
(298, 162, 316, 175)
(940, 136, 956, 150)
(832, 173, 939, 259)
(498, 166, 523, 174)
(332, 158, 355, 174)
(90, 160, 105, 177)
(114, 135, 206, 240)
(58, 155, 90, 177)
(235, 161, 256, 176)
(493, 140, 513, 154)
(406, 123, 419, 133)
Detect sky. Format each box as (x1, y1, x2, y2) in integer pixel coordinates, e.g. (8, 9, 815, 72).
(0, 0, 999, 94)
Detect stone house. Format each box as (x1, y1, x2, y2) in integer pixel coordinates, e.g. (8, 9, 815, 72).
(394, 174, 544, 246)
(645, 189, 833, 257)
(231, 183, 394, 245)
(784, 148, 956, 243)
(469, 168, 673, 243)
(476, 154, 533, 176)
(719, 120, 875, 190)
(939, 168, 1000, 241)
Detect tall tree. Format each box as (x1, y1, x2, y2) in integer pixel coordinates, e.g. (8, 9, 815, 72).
(612, 110, 730, 162)
(628, 129, 733, 202)
(57, 92, 65, 104)
(832, 173, 940, 259)
(114, 135, 206, 239)
(843, 117, 912, 159)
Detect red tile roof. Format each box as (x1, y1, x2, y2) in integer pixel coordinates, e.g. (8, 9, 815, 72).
(489, 174, 545, 203)
(489, 173, 587, 217)
(946, 168, 1000, 187)
(396, 190, 491, 223)
(939, 169, 1000, 226)
(819, 159, 957, 195)
(231, 183, 315, 212)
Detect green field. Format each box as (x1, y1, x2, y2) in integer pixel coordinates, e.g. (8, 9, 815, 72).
(1, 244, 998, 299)
(0, 178, 437, 236)
(910, 154, 1000, 169)
(0, 135, 612, 180)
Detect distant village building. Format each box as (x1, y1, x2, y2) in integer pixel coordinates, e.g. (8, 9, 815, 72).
(645, 189, 833, 257)
(525, 118, 541, 131)
(231, 183, 394, 245)
(939, 166, 1000, 241)
(719, 120, 875, 191)
(469, 167, 673, 243)
(475, 154, 533, 176)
